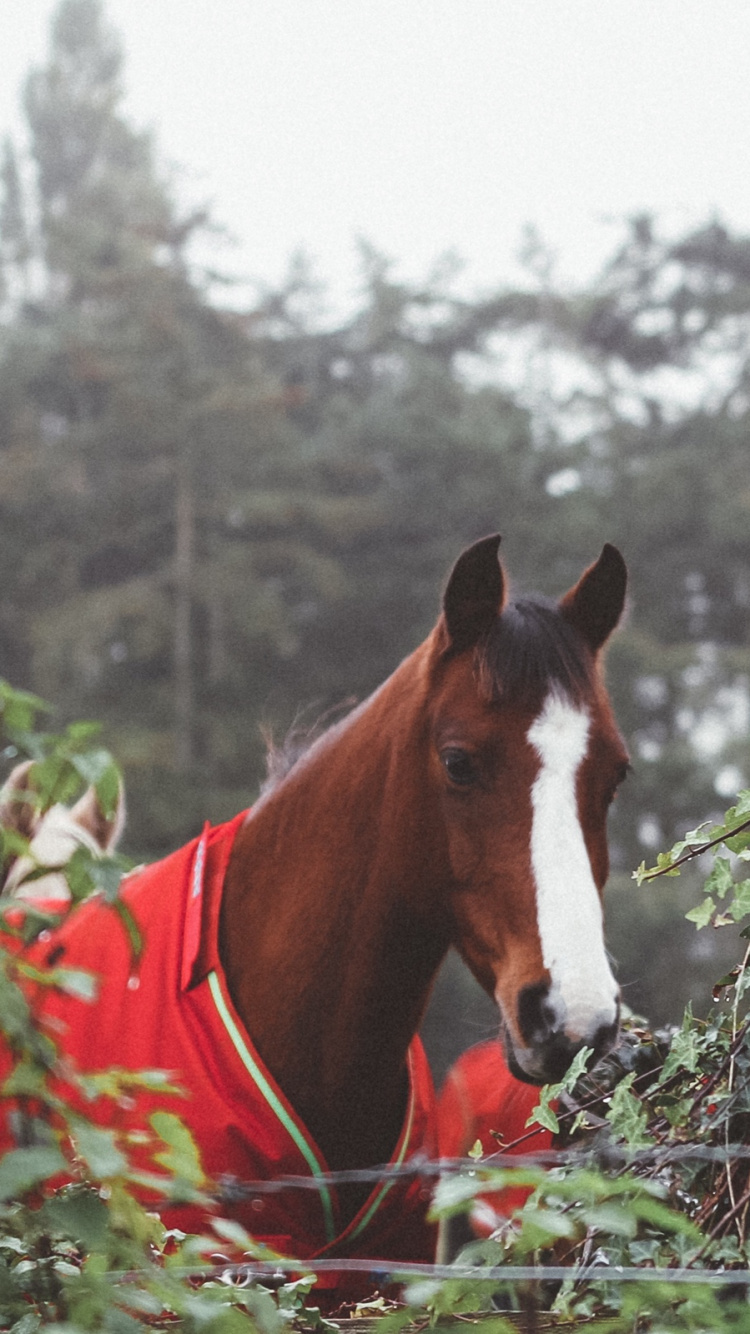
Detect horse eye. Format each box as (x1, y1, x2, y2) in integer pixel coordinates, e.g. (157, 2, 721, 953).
(441, 748, 478, 787)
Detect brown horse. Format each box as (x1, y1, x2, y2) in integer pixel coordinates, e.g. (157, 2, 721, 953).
(219, 535, 628, 1197)
(0, 534, 628, 1281)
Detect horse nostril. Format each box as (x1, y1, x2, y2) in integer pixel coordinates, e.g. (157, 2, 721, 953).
(592, 1010, 620, 1060)
(517, 980, 558, 1046)
(538, 1032, 581, 1084)
(514, 984, 621, 1083)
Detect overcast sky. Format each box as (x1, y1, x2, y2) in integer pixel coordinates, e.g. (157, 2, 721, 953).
(2, 0, 750, 312)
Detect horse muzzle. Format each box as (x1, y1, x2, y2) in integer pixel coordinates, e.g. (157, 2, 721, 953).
(500, 979, 620, 1086)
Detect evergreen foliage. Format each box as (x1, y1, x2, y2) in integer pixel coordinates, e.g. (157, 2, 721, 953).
(0, 0, 750, 1028)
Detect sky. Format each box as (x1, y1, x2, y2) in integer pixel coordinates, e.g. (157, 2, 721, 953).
(1, 0, 750, 314)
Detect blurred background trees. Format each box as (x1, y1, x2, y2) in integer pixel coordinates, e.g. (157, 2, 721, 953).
(2, 0, 749, 1070)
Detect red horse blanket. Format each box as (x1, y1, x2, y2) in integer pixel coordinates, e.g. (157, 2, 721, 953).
(437, 1039, 554, 1235)
(0, 813, 437, 1291)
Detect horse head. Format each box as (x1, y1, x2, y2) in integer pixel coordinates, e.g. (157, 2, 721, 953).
(428, 535, 628, 1085)
(0, 760, 125, 911)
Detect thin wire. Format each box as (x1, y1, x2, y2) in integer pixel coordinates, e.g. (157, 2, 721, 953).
(98, 1255, 750, 1288)
(212, 1142, 750, 1203)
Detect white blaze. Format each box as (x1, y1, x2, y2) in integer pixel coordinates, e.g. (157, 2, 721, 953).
(527, 693, 618, 1040)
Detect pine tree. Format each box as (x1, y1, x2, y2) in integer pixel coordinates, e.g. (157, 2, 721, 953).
(0, 1, 311, 847)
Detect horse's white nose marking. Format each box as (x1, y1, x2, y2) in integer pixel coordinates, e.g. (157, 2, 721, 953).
(527, 693, 618, 1040)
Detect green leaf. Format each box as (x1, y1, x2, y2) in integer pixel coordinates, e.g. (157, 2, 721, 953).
(430, 1166, 542, 1220)
(560, 1044, 594, 1090)
(150, 1111, 206, 1188)
(686, 895, 715, 929)
(606, 1073, 652, 1147)
(95, 764, 122, 822)
(50, 967, 98, 1002)
(80, 1067, 183, 1100)
(0, 680, 50, 734)
(729, 879, 750, 921)
(2, 1057, 49, 1099)
(661, 1019, 703, 1082)
(70, 1120, 129, 1179)
(43, 1187, 110, 1249)
(524, 1047, 591, 1137)
(103, 1308, 144, 1334)
(0, 1144, 67, 1201)
(725, 791, 750, 823)
(65, 721, 103, 743)
(515, 1205, 575, 1251)
(525, 1086, 559, 1134)
(632, 1193, 702, 1236)
(581, 1201, 638, 1238)
(430, 1173, 486, 1216)
(705, 856, 734, 900)
(71, 746, 115, 787)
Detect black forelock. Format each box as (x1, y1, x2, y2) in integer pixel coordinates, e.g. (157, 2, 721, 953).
(475, 595, 594, 708)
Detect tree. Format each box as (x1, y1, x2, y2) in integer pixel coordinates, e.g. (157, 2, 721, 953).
(0, 1, 348, 853)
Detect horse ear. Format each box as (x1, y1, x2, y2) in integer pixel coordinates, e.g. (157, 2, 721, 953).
(0, 761, 40, 840)
(441, 534, 505, 651)
(69, 781, 126, 853)
(560, 544, 627, 653)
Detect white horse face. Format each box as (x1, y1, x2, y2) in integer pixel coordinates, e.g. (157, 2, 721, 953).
(0, 761, 125, 911)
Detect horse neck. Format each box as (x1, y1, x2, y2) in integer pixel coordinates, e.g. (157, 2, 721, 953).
(219, 643, 452, 1171)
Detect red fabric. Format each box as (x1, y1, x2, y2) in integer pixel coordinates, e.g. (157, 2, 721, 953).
(0, 814, 437, 1294)
(437, 1040, 554, 1236)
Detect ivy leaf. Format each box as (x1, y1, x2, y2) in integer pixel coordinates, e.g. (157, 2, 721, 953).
(725, 791, 750, 823)
(525, 1047, 592, 1136)
(729, 880, 750, 921)
(661, 1019, 703, 1082)
(685, 895, 715, 929)
(560, 1045, 594, 1090)
(526, 1084, 559, 1134)
(705, 856, 734, 900)
(605, 1073, 652, 1148)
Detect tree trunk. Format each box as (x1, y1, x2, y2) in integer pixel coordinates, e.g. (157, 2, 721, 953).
(174, 446, 195, 773)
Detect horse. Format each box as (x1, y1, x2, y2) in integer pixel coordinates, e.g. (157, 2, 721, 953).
(0, 759, 125, 915)
(0, 535, 629, 1297)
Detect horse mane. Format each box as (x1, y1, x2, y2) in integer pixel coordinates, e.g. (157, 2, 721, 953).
(262, 600, 593, 791)
(261, 699, 357, 795)
(475, 595, 593, 708)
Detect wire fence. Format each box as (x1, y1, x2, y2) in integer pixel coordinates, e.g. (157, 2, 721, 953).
(213, 1141, 750, 1202)
(143, 1142, 750, 1295)
(108, 1256, 750, 1288)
